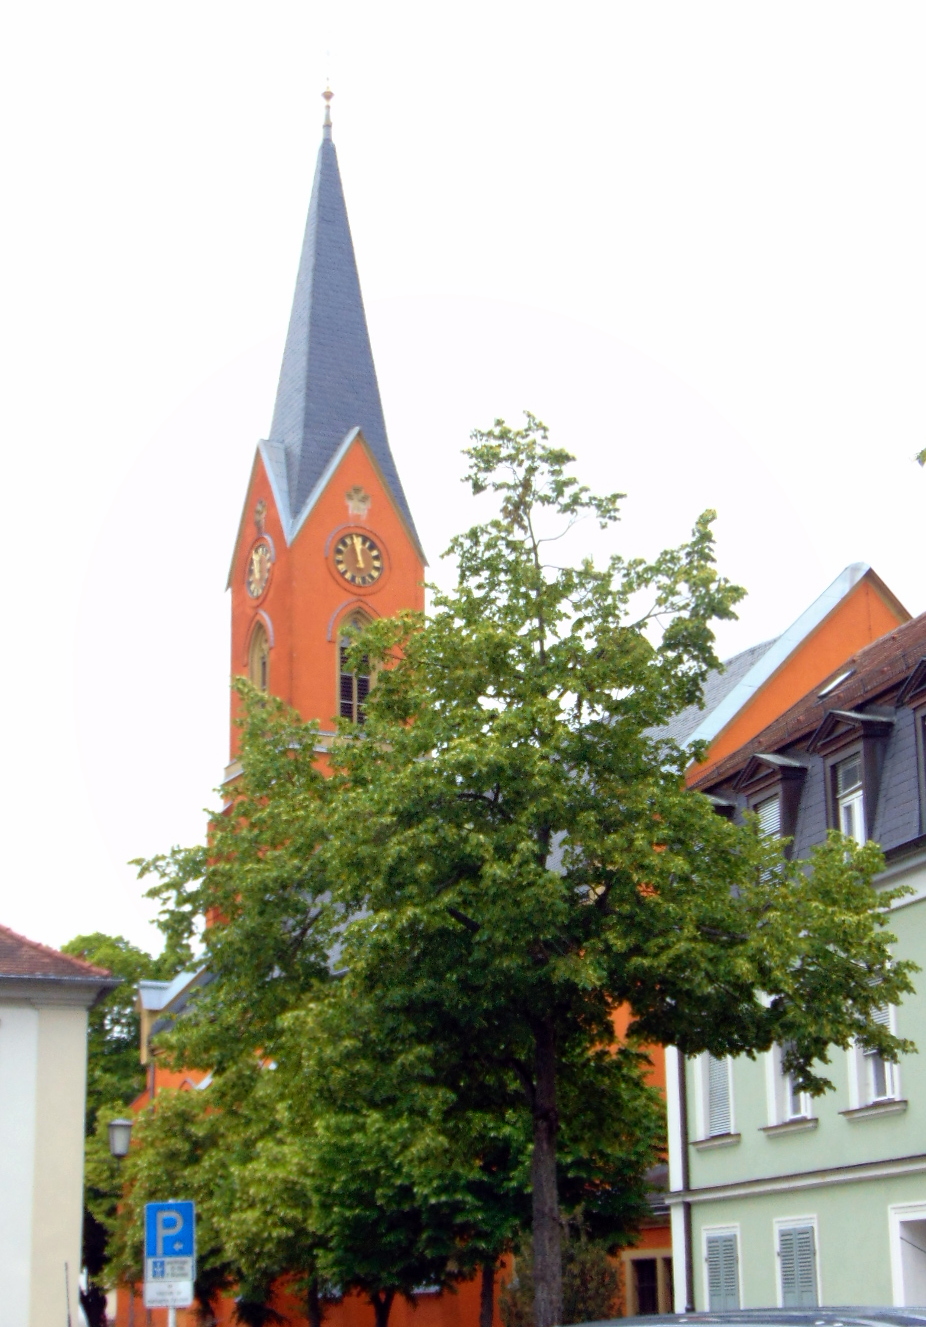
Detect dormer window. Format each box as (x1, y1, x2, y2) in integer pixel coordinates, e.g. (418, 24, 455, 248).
(733, 753, 806, 853)
(808, 708, 893, 842)
(836, 755, 865, 844)
(756, 794, 781, 839)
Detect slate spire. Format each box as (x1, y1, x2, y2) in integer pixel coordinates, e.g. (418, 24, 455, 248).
(266, 92, 418, 542)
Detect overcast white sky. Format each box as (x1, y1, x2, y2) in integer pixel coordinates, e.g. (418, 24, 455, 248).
(2, 2, 924, 954)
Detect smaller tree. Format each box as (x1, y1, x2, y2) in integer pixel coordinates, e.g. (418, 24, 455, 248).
(500, 1222, 621, 1327)
(102, 1088, 237, 1319)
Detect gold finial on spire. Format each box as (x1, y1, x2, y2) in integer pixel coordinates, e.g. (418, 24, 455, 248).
(322, 86, 333, 138)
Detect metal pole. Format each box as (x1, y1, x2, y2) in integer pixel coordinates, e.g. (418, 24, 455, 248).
(168, 1309, 177, 1327)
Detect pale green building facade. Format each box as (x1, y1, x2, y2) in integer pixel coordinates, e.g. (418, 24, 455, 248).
(666, 623, 926, 1310)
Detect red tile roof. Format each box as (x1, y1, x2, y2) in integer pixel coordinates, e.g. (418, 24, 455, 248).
(692, 610, 926, 791)
(0, 924, 114, 981)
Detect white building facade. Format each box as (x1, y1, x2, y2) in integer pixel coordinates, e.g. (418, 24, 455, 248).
(0, 925, 115, 1327)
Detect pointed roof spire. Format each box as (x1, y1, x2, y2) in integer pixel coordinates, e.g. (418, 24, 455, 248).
(263, 91, 420, 547)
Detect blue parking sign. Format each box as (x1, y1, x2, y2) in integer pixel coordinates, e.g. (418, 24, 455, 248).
(145, 1201, 195, 1260)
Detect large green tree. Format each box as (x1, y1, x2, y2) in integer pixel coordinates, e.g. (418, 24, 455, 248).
(316, 416, 914, 1327)
(144, 416, 914, 1327)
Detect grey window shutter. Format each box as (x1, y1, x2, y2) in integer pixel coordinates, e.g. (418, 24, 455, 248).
(779, 1226, 817, 1307)
(707, 1055, 731, 1135)
(706, 1234, 739, 1310)
(757, 794, 781, 838)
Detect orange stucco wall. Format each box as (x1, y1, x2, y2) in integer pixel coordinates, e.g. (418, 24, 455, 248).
(610, 1005, 665, 1093)
(689, 575, 906, 781)
(116, 1273, 499, 1327)
(228, 436, 425, 754)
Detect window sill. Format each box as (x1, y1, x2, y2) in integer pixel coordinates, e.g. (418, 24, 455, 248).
(840, 1099, 908, 1121)
(691, 1132, 741, 1151)
(761, 1116, 819, 1136)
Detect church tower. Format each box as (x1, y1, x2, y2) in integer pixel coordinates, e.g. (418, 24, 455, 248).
(227, 92, 425, 758)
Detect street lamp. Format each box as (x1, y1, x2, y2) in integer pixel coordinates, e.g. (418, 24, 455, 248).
(108, 1117, 134, 1160)
(107, 1118, 137, 1326)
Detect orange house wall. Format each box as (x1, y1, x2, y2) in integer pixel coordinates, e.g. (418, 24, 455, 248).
(689, 576, 907, 781)
(117, 1273, 498, 1327)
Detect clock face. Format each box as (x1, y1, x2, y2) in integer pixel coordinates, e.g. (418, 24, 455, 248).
(334, 532, 384, 587)
(246, 540, 272, 598)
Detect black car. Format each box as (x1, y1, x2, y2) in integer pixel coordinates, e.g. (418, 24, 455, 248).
(593, 1313, 926, 1327)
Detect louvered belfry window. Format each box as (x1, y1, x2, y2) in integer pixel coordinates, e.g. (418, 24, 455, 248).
(707, 1055, 732, 1135)
(706, 1233, 739, 1310)
(756, 794, 781, 839)
(779, 1226, 817, 1307)
(339, 617, 371, 724)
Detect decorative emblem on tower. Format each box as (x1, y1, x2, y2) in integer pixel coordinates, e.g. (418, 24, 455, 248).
(345, 485, 371, 519)
(254, 499, 267, 533)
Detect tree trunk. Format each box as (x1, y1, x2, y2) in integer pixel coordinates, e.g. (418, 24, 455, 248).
(479, 1259, 496, 1327)
(371, 1290, 395, 1327)
(306, 1274, 322, 1327)
(531, 1019, 562, 1327)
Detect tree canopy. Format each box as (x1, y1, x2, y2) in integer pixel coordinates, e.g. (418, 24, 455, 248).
(141, 416, 915, 1327)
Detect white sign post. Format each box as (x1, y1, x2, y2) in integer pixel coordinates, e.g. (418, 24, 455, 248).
(144, 1201, 196, 1319)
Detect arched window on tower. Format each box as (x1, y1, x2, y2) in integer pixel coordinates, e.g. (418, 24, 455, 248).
(339, 614, 370, 724)
(248, 620, 270, 692)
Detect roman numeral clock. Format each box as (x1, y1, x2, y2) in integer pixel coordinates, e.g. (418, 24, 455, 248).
(332, 532, 384, 588)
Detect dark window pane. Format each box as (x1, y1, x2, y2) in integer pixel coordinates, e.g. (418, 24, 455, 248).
(634, 1259, 659, 1315)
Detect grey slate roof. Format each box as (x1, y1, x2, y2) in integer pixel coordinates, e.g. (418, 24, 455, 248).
(697, 610, 926, 860)
(265, 121, 419, 546)
(660, 638, 778, 748)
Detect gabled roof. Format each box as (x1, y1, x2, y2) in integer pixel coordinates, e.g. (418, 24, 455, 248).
(263, 104, 419, 548)
(660, 637, 778, 747)
(138, 970, 201, 1012)
(684, 564, 900, 751)
(0, 924, 112, 980)
(692, 609, 926, 790)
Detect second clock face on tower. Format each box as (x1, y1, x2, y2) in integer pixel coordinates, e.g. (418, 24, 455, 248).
(246, 540, 272, 598)
(334, 533, 384, 587)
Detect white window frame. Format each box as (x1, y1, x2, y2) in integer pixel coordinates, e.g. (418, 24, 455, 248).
(835, 754, 866, 844)
(765, 1044, 812, 1125)
(889, 1201, 926, 1307)
(694, 1052, 735, 1138)
(846, 1005, 901, 1107)
(773, 1214, 821, 1308)
(702, 1223, 741, 1311)
(755, 792, 781, 839)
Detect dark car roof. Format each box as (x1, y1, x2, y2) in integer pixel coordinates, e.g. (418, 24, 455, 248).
(594, 1313, 926, 1327)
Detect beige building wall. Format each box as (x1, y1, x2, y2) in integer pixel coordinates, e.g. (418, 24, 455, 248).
(29, 1005, 88, 1327)
(0, 986, 96, 1327)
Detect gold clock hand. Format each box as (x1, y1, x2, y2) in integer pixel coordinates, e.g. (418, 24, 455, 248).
(352, 534, 366, 568)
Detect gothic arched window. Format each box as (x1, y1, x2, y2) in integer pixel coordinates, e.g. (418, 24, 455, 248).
(248, 621, 270, 692)
(339, 614, 370, 724)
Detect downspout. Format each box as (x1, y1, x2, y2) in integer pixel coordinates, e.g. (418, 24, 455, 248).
(677, 1052, 695, 1311)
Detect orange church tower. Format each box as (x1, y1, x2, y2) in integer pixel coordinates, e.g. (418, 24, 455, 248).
(226, 89, 425, 761)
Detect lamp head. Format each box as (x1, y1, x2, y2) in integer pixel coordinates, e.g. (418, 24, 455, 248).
(107, 1117, 133, 1159)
